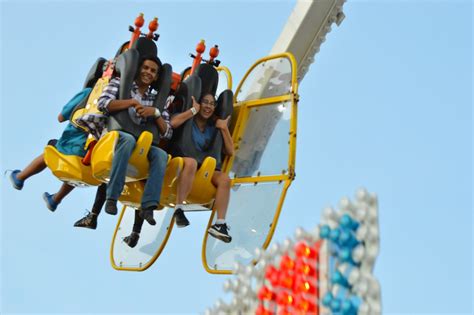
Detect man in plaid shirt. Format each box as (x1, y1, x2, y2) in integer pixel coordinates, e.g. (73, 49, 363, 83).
(97, 55, 171, 224)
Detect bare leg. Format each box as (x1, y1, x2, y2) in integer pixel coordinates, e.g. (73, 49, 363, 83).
(17, 154, 47, 181)
(176, 158, 198, 204)
(53, 182, 75, 204)
(211, 171, 231, 220)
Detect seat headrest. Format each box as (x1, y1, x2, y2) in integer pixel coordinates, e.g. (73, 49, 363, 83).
(215, 89, 233, 119)
(131, 37, 158, 58)
(115, 41, 130, 57)
(83, 58, 107, 88)
(196, 64, 218, 97)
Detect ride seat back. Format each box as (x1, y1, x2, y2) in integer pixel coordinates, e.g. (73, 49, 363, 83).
(83, 58, 107, 89)
(169, 64, 233, 169)
(43, 58, 107, 187)
(107, 37, 172, 147)
(69, 58, 108, 131)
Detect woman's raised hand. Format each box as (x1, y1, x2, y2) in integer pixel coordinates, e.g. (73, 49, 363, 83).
(216, 116, 230, 130)
(191, 96, 201, 113)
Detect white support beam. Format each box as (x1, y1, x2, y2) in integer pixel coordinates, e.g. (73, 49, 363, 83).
(270, 0, 346, 82)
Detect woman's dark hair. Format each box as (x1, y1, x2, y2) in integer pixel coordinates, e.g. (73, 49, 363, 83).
(199, 92, 216, 103)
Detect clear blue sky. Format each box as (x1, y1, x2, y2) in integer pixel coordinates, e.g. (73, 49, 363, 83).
(1, 0, 472, 314)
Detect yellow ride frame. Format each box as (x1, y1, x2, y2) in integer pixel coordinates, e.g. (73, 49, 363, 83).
(202, 53, 299, 274)
(110, 205, 176, 272)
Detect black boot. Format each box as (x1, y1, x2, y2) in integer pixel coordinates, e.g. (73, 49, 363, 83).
(174, 208, 190, 228)
(105, 199, 118, 215)
(73, 212, 98, 230)
(123, 232, 140, 248)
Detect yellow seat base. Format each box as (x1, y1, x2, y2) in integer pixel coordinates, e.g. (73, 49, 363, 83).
(91, 131, 153, 183)
(121, 156, 218, 208)
(187, 157, 217, 205)
(44, 145, 102, 187)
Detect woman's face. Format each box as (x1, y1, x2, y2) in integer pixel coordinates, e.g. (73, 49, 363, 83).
(199, 93, 216, 120)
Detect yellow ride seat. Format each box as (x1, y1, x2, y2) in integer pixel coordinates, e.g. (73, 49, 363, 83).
(185, 156, 217, 205)
(118, 154, 173, 209)
(91, 130, 153, 183)
(44, 71, 109, 187)
(161, 156, 218, 206)
(44, 145, 102, 187)
(118, 156, 217, 208)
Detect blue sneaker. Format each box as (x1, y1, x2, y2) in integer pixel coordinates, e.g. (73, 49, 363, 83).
(9, 170, 24, 190)
(43, 192, 59, 212)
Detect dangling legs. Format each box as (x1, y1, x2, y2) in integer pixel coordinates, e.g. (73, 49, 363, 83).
(173, 158, 198, 228)
(16, 154, 47, 181)
(9, 154, 47, 190)
(74, 183, 107, 229)
(139, 147, 168, 225)
(105, 131, 136, 215)
(43, 182, 75, 212)
(211, 171, 231, 221)
(208, 170, 232, 243)
(124, 210, 145, 248)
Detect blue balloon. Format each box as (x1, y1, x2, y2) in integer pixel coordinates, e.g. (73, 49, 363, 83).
(330, 298, 342, 312)
(340, 214, 360, 231)
(322, 292, 333, 307)
(329, 228, 341, 242)
(320, 225, 331, 239)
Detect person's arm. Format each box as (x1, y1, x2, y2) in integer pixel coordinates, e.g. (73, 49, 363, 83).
(170, 96, 200, 129)
(107, 99, 141, 113)
(156, 116, 171, 137)
(97, 77, 141, 113)
(216, 116, 234, 156)
(134, 104, 173, 140)
(157, 107, 173, 140)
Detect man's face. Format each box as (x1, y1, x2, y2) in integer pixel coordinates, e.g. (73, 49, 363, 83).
(137, 60, 159, 87)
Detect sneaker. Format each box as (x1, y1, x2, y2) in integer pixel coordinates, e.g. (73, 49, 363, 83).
(105, 199, 117, 215)
(43, 192, 59, 212)
(74, 212, 97, 230)
(9, 170, 24, 190)
(123, 232, 140, 248)
(139, 209, 156, 226)
(174, 208, 189, 228)
(208, 223, 232, 243)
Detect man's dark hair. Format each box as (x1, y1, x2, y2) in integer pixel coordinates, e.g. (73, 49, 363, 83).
(139, 55, 162, 70)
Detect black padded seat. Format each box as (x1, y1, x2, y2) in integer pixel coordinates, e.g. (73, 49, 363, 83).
(106, 37, 172, 146)
(83, 58, 107, 89)
(114, 41, 130, 57)
(169, 64, 233, 169)
(70, 57, 107, 116)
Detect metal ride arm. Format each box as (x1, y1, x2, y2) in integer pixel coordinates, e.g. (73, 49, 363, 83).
(270, 0, 346, 82)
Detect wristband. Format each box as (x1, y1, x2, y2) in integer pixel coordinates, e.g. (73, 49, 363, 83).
(190, 107, 198, 116)
(154, 108, 161, 118)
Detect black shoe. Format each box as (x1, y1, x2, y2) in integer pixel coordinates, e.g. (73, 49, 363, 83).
(174, 208, 189, 228)
(123, 232, 140, 248)
(105, 199, 117, 215)
(208, 223, 232, 243)
(74, 212, 97, 230)
(139, 209, 156, 225)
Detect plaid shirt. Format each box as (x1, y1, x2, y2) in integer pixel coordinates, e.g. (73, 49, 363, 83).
(98, 77, 172, 140)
